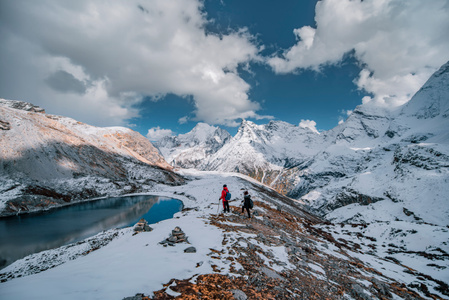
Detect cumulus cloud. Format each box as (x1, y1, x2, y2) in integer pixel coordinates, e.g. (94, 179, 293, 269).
(268, 0, 449, 108)
(146, 126, 174, 141)
(299, 119, 319, 134)
(0, 0, 262, 127)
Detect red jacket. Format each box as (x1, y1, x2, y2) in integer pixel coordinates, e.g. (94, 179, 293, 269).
(220, 187, 229, 201)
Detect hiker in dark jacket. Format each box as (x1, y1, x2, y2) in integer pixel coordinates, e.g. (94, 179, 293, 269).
(242, 191, 252, 218)
(220, 184, 230, 213)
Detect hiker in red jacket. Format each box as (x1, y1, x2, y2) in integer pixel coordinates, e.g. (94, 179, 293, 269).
(220, 184, 230, 213)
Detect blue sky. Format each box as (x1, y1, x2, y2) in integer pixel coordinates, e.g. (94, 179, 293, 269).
(132, 0, 366, 136)
(1, 0, 448, 139)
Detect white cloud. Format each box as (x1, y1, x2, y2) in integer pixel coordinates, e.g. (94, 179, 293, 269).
(268, 0, 449, 108)
(146, 126, 174, 141)
(338, 109, 353, 125)
(299, 119, 319, 134)
(178, 116, 189, 124)
(0, 0, 263, 127)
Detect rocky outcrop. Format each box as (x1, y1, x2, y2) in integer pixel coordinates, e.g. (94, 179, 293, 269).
(149, 199, 434, 299)
(325, 189, 385, 214)
(0, 120, 10, 130)
(0, 99, 45, 113)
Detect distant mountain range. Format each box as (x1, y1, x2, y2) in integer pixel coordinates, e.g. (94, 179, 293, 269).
(156, 61, 449, 226)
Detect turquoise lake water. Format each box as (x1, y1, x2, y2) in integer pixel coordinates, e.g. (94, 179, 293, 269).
(0, 195, 183, 269)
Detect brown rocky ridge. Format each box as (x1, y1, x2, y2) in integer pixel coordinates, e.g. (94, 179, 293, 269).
(127, 184, 439, 300)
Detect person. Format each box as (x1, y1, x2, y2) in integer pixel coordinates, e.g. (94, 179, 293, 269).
(220, 184, 230, 213)
(242, 191, 252, 218)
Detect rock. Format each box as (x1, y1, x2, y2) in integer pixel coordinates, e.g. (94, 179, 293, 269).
(134, 225, 144, 232)
(350, 284, 371, 300)
(0, 120, 11, 130)
(259, 266, 285, 281)
(286, 246, 306, 256)
(263, 217, 274, 228)
(133, 219, 152, 232)
(371, 279, 393, 298)
(280, 234, 294, 246)
(167, 235, 177, 242)
(172, 226, 183, 234)
(184, 246, 196, 253)
(122, 293, 148, 300)
(231, 289, 248, 300)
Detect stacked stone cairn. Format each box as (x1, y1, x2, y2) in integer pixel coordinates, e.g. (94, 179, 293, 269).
(160, 226, 189, 247)
(133, 218, 152, 233)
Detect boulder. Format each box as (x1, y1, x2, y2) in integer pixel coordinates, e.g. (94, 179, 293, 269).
(231, 289, 248, 300)
(184, 246, 196, 253)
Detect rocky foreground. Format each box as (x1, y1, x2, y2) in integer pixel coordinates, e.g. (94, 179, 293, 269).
(149, 208, 442, 298)
(0, 172, 447, 299)
(130, 181, 447, 299)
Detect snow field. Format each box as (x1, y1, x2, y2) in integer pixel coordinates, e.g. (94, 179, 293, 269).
(0, 170, 272, 299)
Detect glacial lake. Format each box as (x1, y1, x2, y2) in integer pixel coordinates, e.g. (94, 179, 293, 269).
(0, 195, 183, 269)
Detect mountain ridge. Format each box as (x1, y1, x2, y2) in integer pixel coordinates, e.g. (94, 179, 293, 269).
(0, 99, 184, 216)
(157, 61, 449, 226)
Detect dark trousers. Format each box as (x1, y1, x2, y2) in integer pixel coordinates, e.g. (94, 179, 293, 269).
(223, 200, 230, 212)
(242, 206, 251, 218)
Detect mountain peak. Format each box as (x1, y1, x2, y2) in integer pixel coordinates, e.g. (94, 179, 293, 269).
(181, 122, 231, 144)
(0, 99, 45, 113)
(239, 119, 258, 129)
(400, 60, 449, 119)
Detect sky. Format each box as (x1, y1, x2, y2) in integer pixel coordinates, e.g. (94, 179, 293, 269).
(1, 0, 448, 139)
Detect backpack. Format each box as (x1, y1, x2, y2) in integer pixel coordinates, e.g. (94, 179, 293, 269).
(249, 198, 254, 209)
(225, 192, 231, 201)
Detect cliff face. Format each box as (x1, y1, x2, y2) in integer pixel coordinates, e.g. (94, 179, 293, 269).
(0, 99, 183, 216)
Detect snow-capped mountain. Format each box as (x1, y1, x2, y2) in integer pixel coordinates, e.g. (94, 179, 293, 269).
(159, 119, 329, 194)
(155, 122, 231, 168)
(205, 120, 333, 195)
(297, 61, 449, 223)
(151, 62, 449, 298)
(0, 99, 184, 216)
(159, 61, 449, 227)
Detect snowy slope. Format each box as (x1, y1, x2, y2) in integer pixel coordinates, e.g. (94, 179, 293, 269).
(0, 99, 183, 216)
(0, 171, 446, 299)
(297, 61, 449, 226)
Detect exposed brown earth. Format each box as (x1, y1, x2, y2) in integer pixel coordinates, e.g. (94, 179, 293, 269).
(149, 201, 430, 300)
